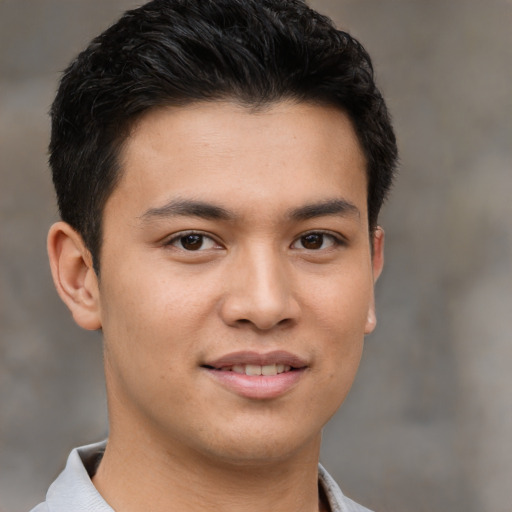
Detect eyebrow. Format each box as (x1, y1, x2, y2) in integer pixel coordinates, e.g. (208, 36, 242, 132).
(288, 198, 360, 221)
(140, 199, 234, 223)
(139, 197, 360, 224)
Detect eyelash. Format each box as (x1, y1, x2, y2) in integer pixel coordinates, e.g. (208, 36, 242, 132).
(164, 230, 346, 252)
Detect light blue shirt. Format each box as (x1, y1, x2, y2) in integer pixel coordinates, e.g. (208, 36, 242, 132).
(30, 441, 373, 512)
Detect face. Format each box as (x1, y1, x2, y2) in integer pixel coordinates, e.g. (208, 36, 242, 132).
(93, 101, 383, 465)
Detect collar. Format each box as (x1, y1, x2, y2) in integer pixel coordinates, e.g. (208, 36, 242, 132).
(41, 440, 372, 512)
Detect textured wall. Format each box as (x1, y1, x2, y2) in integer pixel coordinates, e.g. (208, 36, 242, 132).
(1, 1, 511, 511)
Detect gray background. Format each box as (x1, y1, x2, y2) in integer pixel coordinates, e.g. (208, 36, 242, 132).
(1, 1, 511, 511)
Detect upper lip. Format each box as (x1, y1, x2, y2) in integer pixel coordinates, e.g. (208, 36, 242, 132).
(203, 350, 308, 369)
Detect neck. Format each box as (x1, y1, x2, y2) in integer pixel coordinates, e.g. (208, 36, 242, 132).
(92, 428, 327, 512)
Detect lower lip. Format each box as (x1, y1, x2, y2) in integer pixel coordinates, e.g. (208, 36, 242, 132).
(204, 368, 306, 399)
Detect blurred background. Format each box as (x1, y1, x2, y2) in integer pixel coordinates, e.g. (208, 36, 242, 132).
(0, 1, 511, 511)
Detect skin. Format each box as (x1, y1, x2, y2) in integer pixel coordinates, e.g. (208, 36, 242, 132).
(48, 100, 384, 512)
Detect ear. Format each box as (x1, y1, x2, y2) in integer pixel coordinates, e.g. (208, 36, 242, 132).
(47, 222, 102, 330)
(364, 226, 385, 335)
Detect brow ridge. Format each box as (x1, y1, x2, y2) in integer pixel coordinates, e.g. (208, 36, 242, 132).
(140, 199, 233, 222)
(140, 197, 360, 224)
(288, 198, 360, 221)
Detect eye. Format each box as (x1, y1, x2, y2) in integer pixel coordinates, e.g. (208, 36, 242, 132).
(291, 232, 343, 250)
(167, 232, 220, 251)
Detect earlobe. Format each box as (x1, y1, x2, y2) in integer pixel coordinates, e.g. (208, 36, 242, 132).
(47, 222, 102, 330)
(364, 306, 377, 335)
(364, 226, 385, 335)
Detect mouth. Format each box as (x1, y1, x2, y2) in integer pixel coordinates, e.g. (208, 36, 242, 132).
(202, 363, 295, 376)
(201, 351, 308, 399)
(201, 350, 308, 374)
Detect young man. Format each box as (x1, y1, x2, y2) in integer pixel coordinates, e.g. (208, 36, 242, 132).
(33, 1, 397, 511)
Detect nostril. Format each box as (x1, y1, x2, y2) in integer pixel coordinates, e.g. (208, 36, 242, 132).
(219, 284, 300, 330)
(232, 316, 294, 331)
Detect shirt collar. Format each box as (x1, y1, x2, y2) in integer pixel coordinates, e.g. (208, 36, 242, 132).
(45, 440, 372, 512)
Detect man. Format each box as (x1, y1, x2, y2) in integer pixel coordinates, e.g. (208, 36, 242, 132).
(32, 0, 397, 511)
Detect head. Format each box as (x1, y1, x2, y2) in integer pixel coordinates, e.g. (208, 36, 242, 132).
(47, 0, 397, 469)
(50, 0, 397, 274)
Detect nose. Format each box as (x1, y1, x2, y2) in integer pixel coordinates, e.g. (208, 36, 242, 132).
(219, 245, 300, 331)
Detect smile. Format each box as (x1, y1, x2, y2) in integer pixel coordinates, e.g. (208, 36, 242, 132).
(207, 364, 293, 376)
(202, 351, 308, 399)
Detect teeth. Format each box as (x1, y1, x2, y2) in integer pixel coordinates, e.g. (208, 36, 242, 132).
(261, 364, 277, 376)
(245, 364, 262, 376)
(222, 364, 292, 375)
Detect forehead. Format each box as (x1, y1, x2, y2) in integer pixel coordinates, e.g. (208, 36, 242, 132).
(110, 100, 367, 219)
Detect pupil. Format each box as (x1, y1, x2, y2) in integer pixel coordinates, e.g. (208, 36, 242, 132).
(181, 234, 203, 250)
(302, 233, 323, 249)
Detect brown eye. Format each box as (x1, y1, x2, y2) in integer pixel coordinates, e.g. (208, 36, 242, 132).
(291, 232, 342, 251)
(301, 233, 324, 250)
(180, 234, 204, 250)
(167, 232, 219, 251)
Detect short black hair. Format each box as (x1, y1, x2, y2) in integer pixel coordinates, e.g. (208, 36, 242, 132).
(50, 0, 397, 272)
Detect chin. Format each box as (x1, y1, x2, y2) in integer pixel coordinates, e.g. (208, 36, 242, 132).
(192, 420, 323, 468)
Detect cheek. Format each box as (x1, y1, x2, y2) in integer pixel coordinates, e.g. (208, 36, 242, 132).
(99, 273, 174, 376)
(99, 277, 199, 426)
(305, 268, 373, 335)
(303, 269, 372, 400)
(101, 261, 197, 332)
(99, 263, 219, 386)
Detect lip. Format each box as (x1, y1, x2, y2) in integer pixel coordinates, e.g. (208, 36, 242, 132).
(202, 350, 308, 400)
(204, 350, 308, 369)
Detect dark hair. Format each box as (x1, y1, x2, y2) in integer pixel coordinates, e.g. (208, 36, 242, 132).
(50, 0, 397, 272)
